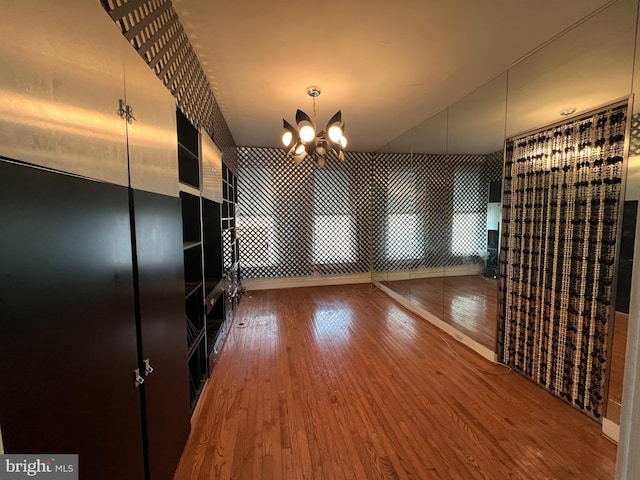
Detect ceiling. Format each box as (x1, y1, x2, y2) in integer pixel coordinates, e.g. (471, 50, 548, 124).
(173, 0, 614, 152)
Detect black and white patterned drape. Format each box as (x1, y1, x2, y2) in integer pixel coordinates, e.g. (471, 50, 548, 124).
(498, 102, 628, 419)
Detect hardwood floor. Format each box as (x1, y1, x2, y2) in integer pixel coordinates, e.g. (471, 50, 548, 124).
(174, 284, 616, 480)
(380, 276, 628, 426)
(381, 275, 498, 349)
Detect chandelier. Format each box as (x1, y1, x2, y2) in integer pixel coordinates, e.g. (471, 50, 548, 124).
(281, 87, 347, 167)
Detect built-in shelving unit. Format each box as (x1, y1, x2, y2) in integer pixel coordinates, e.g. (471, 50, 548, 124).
(176, 109, 241, 410)
(177, 110, 207, 410)
(222, 163, 237, 270)
(222, 165, 240, 296)
(203, 196, 224, 364)
(221, 163, 241, 338)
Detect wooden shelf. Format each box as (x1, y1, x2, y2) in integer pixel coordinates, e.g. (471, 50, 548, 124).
(183, 240, 202, 251)
(185, 281, 203, 299)
(187, 328, 205, 360)
(205, 278, 223, 298)
(178, 141, 198, 158)
(179, 182, 200, 197)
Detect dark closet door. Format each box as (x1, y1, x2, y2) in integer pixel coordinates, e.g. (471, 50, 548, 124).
(615, 200, 637, 314)
(132, 190, 190, 479)
(0, 160, 144, 479)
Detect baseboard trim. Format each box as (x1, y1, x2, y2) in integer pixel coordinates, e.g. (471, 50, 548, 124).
(243, 274, 496, 361)
(243, 273, 372, 291)
(374, 281, 496, 362)
(190, 378, 209, 424)
(602, 417, 620, 443)
(374, 265, 484, 282)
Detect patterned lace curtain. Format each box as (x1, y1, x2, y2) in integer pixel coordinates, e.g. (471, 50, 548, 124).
(498, 102, 628, 419)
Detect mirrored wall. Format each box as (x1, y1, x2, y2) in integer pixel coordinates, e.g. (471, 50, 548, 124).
(374, 72, 506, 355)
(373, 0, 640, 429)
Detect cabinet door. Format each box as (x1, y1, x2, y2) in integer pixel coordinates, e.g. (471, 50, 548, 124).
(0, 1, 128, 185)
(0, 161, 144, 479)
(132, 190, 190, 479)
(125, 48, 180, 197)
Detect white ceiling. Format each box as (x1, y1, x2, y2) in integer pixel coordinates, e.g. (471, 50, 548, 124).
(173, 0, 614, 152)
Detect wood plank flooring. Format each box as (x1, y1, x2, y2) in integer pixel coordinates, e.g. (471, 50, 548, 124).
(174, 284, 616, 480)
(380, 276, 628, 425)
(381, 275, 498, 349)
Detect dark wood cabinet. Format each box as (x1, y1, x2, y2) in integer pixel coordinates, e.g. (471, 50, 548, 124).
(0, 160, 190, 479)
(132, 190, 191, 479)
(0, 160, 144, 478)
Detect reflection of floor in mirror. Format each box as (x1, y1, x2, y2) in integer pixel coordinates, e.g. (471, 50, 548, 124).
(380, 275, 498, 349)
(607, 311, 628, 424)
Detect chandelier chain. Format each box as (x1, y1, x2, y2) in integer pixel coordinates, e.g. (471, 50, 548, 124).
(313, 96, 317, 128)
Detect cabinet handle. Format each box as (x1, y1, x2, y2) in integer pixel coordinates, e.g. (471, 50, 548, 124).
(133, 368, 145, 388)
(125, 105, 136, 124)
(118, 99, 127, 120)
(144, 358, 154, 376)
(116, 99, 136, 124)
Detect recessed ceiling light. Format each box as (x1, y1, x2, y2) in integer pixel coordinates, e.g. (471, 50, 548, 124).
(560, 108, 577, 116)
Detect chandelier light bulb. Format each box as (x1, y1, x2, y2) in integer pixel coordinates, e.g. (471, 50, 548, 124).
(299, 125, 315, 143)
(328, 125, 343, 143)
(339, 135, 347, 149)
(294, 143, 306, 155)
(294, 149, 307, 165)
(282, 131, 293, 147)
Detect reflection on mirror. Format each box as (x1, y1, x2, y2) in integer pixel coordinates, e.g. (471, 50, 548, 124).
(607, 0, 640, 430)
(373, 0, 639, 435)
(375, 73, 506, 358)
(505, 0, 637, 434)
(506, 0, 636, 139)
(373, 109, 448, 324)
(607, 154, 640, 428)
(442, 72, 507, 353)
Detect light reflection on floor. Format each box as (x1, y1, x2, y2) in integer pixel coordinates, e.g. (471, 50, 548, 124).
(383, 302, 418, 343)
(448, 294, 486, 327)
(381, 275, 498, 348)
(312, 304, 353, 347)
(249, 313, 279, 353)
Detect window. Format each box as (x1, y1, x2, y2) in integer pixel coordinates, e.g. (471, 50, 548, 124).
(451, 212, 482, 254)
(313, 214, 355, 264)
(386, 213, 419, 260)
(313, 169, 356, 264)
(236, 166, 277, 268)
(236, 216, 275, 267)
(451, 168, 484, 256)
(385, 167, 421, 261)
